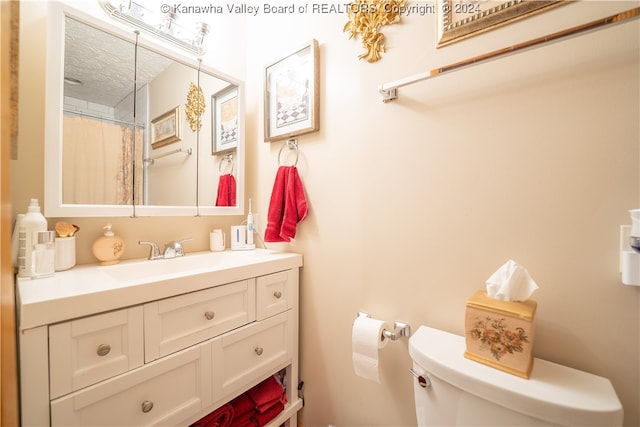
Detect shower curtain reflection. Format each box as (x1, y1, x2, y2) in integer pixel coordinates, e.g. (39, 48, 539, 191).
(62, 115, 143, 205)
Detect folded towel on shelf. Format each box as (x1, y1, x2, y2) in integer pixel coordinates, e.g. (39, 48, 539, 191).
(247, 375, 284, 408)
(215, 173, 237, 206)
(230, 393, 254, 417)
(190, 403, 234, 427)
(265, 166, 308, 242)
(251, 401, 285, 427)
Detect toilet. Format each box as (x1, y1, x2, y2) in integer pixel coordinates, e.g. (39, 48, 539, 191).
(409, 326, 623, 426)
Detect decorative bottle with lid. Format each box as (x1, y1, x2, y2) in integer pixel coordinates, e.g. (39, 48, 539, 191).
(92, 224, 125, 265)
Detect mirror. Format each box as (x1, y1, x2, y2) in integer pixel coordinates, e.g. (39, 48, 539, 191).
(44, 3, 244, 217)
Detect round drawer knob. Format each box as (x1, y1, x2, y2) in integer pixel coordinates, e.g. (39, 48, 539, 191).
(96, 344, 111, 357)
(254, 347, 264, 356)
(204, 311, 215, 320)
(141, 400, 154, 413)
(273, 291, 282, 299)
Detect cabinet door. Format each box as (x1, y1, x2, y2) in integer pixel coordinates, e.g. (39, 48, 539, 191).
(211, 310, 293, 400)
(50, 344, 212, 427)
(145, 280, 255, 362)
(256, 270, 297, 320)
(49, 307, 144, 399)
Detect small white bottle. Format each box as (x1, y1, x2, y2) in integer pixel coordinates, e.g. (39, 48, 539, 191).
(31, 231, 56, 278)
(17, 199, 48, 278)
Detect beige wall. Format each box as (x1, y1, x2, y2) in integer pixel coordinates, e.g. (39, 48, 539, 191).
(13, 1, 639, 426)
(244, 2, 639, 426)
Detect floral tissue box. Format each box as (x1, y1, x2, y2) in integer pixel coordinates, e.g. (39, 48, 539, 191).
(464, 290, 537, 379)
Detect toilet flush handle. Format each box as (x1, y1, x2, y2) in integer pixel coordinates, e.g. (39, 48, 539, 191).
(409, 369, 431, 388)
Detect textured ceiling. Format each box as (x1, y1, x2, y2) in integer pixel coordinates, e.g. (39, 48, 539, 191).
(63, 16, 173, 108)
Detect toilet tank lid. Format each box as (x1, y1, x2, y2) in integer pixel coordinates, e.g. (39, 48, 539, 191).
(408, 326, 623, 427)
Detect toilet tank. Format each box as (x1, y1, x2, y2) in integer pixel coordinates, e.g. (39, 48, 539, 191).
(408, 326, 623, 426)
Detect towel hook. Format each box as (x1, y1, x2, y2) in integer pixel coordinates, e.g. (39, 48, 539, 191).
(218, 153, 234, 174)
(278, 138, 299, 166)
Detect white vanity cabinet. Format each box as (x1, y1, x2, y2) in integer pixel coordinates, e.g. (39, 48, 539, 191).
(16, 250, 303, 427)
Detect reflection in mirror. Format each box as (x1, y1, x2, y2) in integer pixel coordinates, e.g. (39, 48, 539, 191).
(135, 44, 198, 208)
(197, 69, 241, 209)
(45, 4, 245, 217)
(62, 16, 136, 206)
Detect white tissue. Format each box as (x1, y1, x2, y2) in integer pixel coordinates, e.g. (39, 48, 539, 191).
(486, 259, 538, 301)
(352, 316, 390, 383)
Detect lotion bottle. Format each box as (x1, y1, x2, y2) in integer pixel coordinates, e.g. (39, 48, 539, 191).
(17, 199, 48, 278)
(92, 224, 125, 265)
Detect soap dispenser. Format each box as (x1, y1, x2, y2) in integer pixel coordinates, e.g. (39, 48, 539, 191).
(92, 224, 125, 265)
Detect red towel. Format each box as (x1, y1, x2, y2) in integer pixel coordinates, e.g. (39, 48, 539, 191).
(230, 393, 254, 417)
(190, 403, 234, 427)
(247, 376, 284, 409)
(216, 174, 237, 206)
(251, 401, 284, 427)
(265, 166, 308, 242)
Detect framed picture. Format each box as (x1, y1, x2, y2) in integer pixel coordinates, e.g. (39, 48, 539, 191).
(264, 39, 319, 142)
(436, 0, 562, 47)
(151, 106, 181, 149)
(212, 86, 239, 154)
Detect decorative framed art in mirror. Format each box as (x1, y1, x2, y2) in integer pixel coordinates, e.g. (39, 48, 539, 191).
(151, 106, 181, 149)
(264, 39, 319, 142)
(212, 86, 239, 154)
(436, 0, 563, 47)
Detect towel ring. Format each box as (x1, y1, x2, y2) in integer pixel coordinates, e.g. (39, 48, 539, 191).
(278, 138, 299, 166)
(218, 153, 234, 174)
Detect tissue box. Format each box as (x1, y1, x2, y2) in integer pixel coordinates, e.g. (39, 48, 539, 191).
(464, 290, 537, 378)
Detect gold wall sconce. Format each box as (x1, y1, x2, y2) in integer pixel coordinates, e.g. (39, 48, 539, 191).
(343, 0, 407, 62)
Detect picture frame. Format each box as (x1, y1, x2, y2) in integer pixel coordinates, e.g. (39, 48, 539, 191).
(151, 106, 181, 149)
(264, 39, 319, 142)
(436, 0, 562, 47)
(212, 85, 239, 154)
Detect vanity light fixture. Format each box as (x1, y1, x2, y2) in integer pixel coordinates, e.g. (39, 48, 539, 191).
(99, 0, 209, 55)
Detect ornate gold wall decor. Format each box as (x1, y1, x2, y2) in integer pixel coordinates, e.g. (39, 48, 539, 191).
(343, 0, 406, 62)
(185, 82, 205, 131)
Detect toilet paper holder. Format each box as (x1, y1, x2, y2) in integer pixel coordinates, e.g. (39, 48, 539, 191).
(358, 312, 411, 341)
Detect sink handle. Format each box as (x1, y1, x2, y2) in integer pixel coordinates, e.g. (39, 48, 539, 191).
(164, 238, 192, 258)
(138, 241, 162, 260)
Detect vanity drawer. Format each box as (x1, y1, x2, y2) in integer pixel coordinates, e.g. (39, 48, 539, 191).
(50, 343, 212, 427)
(49, 306, 144, 399)
(211, 310, 293, 399)
(256, 270, 297, 320)
(144, 279, 256, 362)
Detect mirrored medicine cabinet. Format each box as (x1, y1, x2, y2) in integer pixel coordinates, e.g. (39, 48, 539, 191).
(44, 3, 245, 217)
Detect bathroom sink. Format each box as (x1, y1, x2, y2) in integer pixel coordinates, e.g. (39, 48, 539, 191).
(100, 250, 247, 283)
(98, 249, 285, 284)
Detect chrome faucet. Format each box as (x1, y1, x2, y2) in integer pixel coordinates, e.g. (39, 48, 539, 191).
(163, 238, 192, 258)
(138, 238, 192, 260)
(138, 241, 162, 260)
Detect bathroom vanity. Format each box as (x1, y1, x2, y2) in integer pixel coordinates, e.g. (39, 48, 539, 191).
(16, 249, 303, 427)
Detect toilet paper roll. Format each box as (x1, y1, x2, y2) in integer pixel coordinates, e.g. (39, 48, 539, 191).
(352, 316, 390, 383)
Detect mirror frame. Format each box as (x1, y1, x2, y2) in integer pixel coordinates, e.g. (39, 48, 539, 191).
(44, 2, 244, 217)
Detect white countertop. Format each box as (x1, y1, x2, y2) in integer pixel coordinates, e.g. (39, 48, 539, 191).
(17, 249, 302, 330)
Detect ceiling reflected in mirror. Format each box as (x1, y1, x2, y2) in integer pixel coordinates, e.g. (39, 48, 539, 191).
(99, 0, 210, 55)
